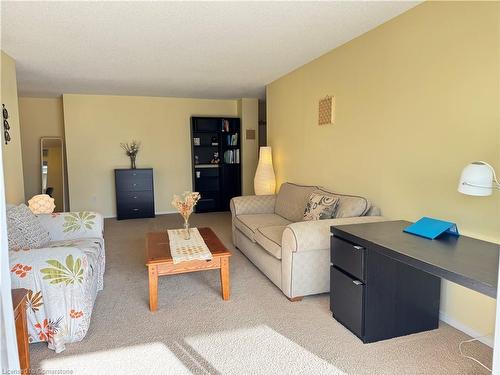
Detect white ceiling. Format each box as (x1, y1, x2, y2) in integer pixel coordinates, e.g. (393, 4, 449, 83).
(1, 1, 419, 99)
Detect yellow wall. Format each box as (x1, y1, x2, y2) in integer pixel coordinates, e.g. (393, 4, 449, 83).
(238, 98, 259, 195)
(0, 51, 25, 204)
(63, 94, 241, 217)
(267, 2, 499, 339)
(18, 97, 68, 209)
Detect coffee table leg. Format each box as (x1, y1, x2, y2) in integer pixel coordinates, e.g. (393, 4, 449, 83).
(148, 265, 158, 311)
(220, 257, 230, 300)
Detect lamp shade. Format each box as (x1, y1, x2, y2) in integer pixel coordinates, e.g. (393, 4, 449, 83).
(457, 162, 493, 196)
(254, 147, 276, 195)
(28, 194, 56, 214)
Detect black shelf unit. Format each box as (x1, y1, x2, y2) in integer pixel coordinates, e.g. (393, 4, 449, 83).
(191, 116, 241, 212)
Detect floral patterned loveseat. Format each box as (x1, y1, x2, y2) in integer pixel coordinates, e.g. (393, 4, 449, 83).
(9, 211, 105, 349)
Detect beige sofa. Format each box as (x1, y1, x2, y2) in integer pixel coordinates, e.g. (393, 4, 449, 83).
(230, 183, 384, 300)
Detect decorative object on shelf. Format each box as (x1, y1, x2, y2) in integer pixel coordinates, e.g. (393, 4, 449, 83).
(193, 137, 200, 146)
(210, 151, 220, 164)
(211, 136, 218, 146)
(2, 103, 11, 145)
(458, 161, 500, 196)
(318, 95, 335, 126)
(172, 191, 201, 240)
(403, 217, 459, 240)
(196, 171, 201, 178)
(120, 140, 140, 169)
(194, 155, 199, 164)
(254, 146, 276, 195)
(28, 194, 56, 214)
(222, 119, 230, 132)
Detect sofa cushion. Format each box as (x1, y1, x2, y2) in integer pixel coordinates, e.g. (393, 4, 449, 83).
(7, 204, 50, 250)
(303, 191, 340, 221)
(255, 225, 286, 260)
(317, 188, 371, 218)
(275, 183, 317, 222)
(234, 213, 291, 242)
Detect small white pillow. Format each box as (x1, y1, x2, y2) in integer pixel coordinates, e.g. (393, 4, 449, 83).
(7, 204, 50, 250)
(303, 191, 340, 221)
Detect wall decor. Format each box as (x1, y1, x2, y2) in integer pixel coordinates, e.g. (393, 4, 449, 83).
(2, 104, 11, 144)
(246, 129, 256, 140)
(318, 95, 335, 126)
(120, 140, 141, 169)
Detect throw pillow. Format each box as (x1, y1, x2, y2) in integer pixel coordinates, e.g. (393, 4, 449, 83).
(303, 191, 340, 221)
(7, 204, 50, 250)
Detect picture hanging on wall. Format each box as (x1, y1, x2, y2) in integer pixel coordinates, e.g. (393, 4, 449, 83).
(318, 95, 335, 126)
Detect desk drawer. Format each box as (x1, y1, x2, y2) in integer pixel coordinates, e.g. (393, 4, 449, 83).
(331, 236, 365, 282)
(331, 266, 364, 339)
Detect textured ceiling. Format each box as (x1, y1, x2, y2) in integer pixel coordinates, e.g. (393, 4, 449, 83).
(1, 1, 419, 99)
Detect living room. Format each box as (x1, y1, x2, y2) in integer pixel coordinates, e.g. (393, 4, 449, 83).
(1, 1, 499, 374)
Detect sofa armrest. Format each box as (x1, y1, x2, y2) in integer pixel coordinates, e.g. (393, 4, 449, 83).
(230, 195, 276, 216)
(282, 216, 386, 253)
(37, 211, 104, 241)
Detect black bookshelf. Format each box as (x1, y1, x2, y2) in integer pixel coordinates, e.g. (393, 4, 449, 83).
(191, 116, 242, 212)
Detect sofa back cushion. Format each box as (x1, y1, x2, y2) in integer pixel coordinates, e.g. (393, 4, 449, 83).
(7, 204, 50, 250)
(275, 183, 317, 222)
(317, 188, 371, 218)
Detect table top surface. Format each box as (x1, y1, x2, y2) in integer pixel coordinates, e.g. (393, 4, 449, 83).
(146, 227, 231, 265)
(11, 288, 29, 312)
(331, 220, 500, 298)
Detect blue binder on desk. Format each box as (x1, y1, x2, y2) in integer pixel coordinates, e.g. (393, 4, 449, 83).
(403, 217, 459, 240)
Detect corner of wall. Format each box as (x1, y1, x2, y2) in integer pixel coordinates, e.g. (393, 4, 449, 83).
(1, 51, 25, 204)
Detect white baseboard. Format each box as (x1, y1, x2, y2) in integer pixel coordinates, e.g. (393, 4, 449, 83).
(155, 210, 177, 215)
(440, 311, 494, 347)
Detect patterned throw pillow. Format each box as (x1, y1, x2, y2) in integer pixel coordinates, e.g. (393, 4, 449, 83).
(6, 204, 50, 250)
(303, 192, 340, 221)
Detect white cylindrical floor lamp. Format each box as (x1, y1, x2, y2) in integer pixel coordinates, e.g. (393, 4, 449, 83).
(254, 146, 276, 195)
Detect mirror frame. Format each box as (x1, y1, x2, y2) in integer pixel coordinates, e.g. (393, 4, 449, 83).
(40, 137, 66, 212)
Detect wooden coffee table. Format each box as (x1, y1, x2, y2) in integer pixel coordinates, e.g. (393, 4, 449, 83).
(145, 227, 231, 311)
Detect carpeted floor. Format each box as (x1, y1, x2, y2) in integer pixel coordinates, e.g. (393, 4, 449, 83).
(30, 212, 492, 374)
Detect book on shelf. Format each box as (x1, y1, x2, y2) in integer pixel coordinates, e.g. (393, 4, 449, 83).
(223, 149, 240, 164)
(225, 133, 238, 145)
(221, 119, 230, 132)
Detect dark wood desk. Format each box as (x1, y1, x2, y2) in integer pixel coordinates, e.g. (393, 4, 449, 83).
(330, 220, 499, 343)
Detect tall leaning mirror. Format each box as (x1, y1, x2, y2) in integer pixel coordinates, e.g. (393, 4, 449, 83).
(40, 137, 66, 212)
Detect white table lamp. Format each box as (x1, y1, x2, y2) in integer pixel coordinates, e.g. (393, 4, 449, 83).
(458, 161, 500, 196)
(254, 146, 276, 195)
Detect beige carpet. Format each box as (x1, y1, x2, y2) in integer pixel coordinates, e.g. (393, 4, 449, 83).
(30, 212, 492, 374)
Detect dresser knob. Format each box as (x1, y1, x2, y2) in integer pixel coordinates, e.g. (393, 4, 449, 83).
(132, 208, 139, 211)
(133, 196, 137, 199)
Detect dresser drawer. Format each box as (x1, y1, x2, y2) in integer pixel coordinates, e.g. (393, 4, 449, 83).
(117, 204, 154, 220)
(116, 191, 153, 206)
(115, 170, 153, 192)
(331, 266, 364, 339)
(331, 236, 365, 282)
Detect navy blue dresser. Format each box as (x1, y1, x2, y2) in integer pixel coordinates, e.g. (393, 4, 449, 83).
(115, 168, 155, 220)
